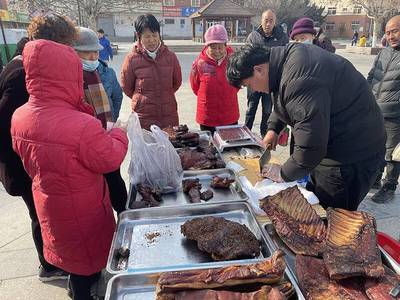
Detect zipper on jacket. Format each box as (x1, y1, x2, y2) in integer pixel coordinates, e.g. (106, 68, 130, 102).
(376, 49, 394, 99)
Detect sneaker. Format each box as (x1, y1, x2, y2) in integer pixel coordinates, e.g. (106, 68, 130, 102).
(371, 186, 395, 203)
(38, 265, 68, 282)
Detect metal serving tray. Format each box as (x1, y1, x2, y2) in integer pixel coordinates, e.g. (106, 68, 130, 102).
(213, 125, 265, 152)
(262, 222, 400, 293)
(126, 169, 247, 210)
(105, 263, 303, 300)
(107, 202, 270, 276)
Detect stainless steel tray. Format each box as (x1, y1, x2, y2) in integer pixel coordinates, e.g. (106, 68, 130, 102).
(107, 202, 270, 276)
(126, 169, 248, 210)
(105, 263, 303, 300)
(262, 222, 400, 293)
(213, 125, 265, 152)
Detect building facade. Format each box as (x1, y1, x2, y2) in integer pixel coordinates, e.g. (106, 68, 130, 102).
(312, 0, 372, 39)
(98, 0, 212, 39)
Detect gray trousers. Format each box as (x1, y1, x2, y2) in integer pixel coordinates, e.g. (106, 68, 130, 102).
(378, 118, 400, 189)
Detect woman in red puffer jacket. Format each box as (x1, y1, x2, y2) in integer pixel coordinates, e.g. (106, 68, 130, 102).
(190, 24, 239, 134)
(11, 39, 128, 299)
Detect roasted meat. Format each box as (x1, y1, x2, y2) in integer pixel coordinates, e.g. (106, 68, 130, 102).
(217, 127, 250, 142)
(181, 216, 260, 260)
(323, 208, 384, 279)
(182, 179, 201, 193)
(200, 189, 213, 201)
(173, 124, 189, 133)
(156, 250, 286, 294)
(163, 125, 200, 148)
(210, 176, 235, 189)
(296, 255, 370, 300)
(364, 267, 400, 300)
(259, 186, 326, 256)
(137, 183, 162, 207)
(188, 187, 202, 203)
(178, 146, 224, 170)
(156, 286, 285, 300)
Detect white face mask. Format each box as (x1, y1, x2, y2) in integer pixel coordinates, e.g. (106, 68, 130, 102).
(144, 42, 161, 60)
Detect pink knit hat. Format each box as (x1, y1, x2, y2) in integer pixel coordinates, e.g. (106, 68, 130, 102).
(204, 24, 228, 45)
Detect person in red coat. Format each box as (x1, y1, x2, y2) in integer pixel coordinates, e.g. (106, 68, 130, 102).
(121, 14, 182, 130)
(190, 25, 240, 134)
(11, 39, 128, 299)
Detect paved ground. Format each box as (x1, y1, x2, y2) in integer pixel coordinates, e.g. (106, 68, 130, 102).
(0, 43, 398, 299)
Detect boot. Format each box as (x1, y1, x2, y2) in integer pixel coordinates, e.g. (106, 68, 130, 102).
(371, 184, 396, 203)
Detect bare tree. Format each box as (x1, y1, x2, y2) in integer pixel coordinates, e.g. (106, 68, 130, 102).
(350, 0, 400, 46)
(317, 0, 400, 46)
(9, 0, 152, 29)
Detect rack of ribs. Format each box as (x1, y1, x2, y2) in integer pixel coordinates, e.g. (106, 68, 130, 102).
(156, 250, 286, 295)
(259, 186, 326, 256)
(296, 255, 370, 300)
(181, 216, 260, 260)
(323, 208, 385, 280)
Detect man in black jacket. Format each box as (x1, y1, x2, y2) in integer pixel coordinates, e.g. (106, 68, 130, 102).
(227, 43, 385, 210)
(367, 15, 400, 203)
(245, 10, 288, 137)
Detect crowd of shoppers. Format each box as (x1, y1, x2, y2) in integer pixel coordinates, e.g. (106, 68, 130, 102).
(0, 9, 398, 300)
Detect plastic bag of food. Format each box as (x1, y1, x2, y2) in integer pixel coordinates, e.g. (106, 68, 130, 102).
(127, 113, 183, 192)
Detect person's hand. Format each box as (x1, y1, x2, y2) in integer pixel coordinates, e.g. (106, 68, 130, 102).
(261, 163, 284, 183)
(113, 120, 128, 133)
(263, 130, 278, 150)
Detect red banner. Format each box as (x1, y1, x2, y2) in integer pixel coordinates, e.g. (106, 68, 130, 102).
(163, 6, 181, 17)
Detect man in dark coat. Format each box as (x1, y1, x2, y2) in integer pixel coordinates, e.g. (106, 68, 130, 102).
(227, 43, 385, 210)
(367, 15, 400, 203)
(245, 9, 288, 137)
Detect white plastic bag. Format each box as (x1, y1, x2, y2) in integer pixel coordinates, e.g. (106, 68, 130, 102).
(127, 113, 183, 191)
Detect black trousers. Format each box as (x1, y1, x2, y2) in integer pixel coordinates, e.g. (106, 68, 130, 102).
(306, 150, 384, 210)
(377, 118, 400, 189)
(245, 89, 272, 137)
(200, 122, 238, 136)
(69, 272, 100, 300)
(104, 168, 127, 215)
(21, 188, 58, 272)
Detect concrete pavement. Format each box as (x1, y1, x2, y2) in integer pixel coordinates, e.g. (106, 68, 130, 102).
(0, 44, 398, 300)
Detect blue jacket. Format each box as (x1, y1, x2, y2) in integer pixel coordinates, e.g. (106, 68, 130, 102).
(99, 36, 113, 61)
(97, 60, 123, 121)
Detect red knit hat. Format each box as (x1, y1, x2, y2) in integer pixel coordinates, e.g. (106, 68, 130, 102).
(290, 18, 317, 40)
(204, 24, 228, 45)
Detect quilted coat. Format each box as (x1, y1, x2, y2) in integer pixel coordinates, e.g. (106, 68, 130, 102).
(190, 46, 239, 127)
(120, 42, 182, 130)
(11, 40, 128, 275)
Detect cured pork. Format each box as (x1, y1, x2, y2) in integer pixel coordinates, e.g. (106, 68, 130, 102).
(181, 216, 260, 260)
(156, 286, 286, 300)
(259, 186, 326, 256)
(364, 267, 400, 300)
(156, 250, 286, 294)
(323, 208, 384, 279)
(296, 255, 370, 300)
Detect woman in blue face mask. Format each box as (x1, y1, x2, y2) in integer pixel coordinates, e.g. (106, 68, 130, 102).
(73, 27, 127, 215)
